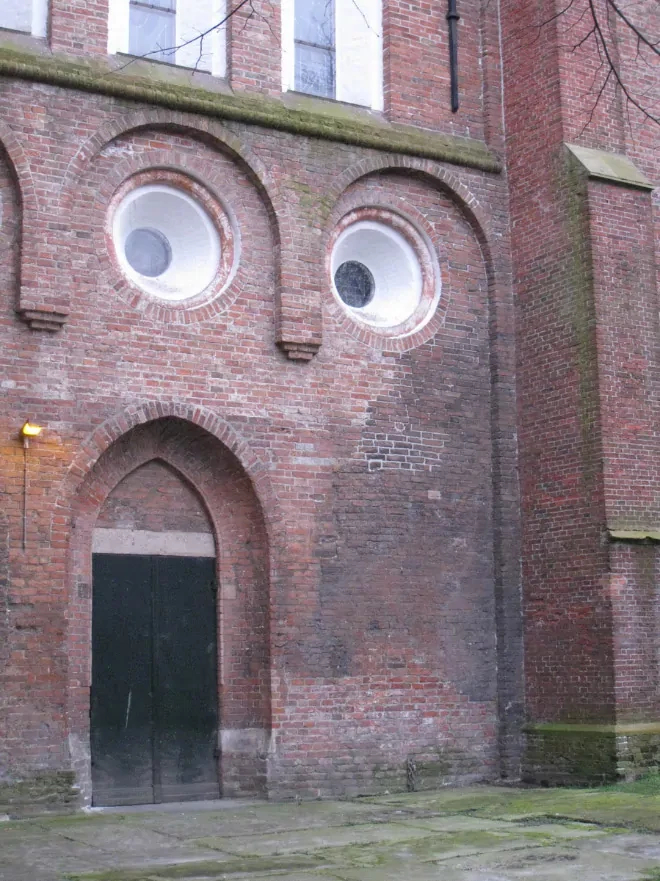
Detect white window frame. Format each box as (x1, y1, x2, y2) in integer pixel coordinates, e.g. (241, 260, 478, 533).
(282, 0, 383, 111)
(108, 0, 227, 77)
(0, 0, 49, 37)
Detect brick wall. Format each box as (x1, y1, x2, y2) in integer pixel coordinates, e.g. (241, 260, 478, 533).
(0, 0, 523, 806)
(384, 0, 489, 139)
(502, 0, 614, 727)
(97, 461, 213, 533)
(502, 0, 660, 781)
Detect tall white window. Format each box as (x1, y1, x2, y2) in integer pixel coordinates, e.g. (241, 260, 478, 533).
(108, 0, 226, 76)
(294, 0, 335, 99)
(0, 0, 49, 37)
(129, 0, 176, 62)
(282, 0, 382, 110)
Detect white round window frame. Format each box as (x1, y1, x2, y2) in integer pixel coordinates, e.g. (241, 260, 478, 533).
(107, 171, 238, 307)
(328, 208, 441, 339)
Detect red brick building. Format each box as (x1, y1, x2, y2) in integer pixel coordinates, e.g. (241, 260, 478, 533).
(0, 0, 657, 810)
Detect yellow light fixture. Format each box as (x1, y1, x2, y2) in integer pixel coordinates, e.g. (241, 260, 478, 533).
(21, 421, 43, 438)
(20, 421, 44, 550)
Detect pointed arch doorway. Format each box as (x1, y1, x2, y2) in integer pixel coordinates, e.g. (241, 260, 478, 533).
(90, 460, 220, 806)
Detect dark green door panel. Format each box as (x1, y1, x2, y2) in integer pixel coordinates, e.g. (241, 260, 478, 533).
(91, 553, 219, 806)
(154, 556, 219, 802)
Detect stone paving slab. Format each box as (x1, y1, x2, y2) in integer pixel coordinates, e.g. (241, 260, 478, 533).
(585, 832, 660, 859)
(392, 814, 604, 836)
(448, 846, 660, 881)
(43, 824, 228, 860)
(131, 802, 394, 840)
(0, 783, 659, 881)
(196, 819, 438, 856)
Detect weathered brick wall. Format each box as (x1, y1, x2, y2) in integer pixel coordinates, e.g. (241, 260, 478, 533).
(609, 543, 660, 723)
(269, 673, 497, 798)
(502, 0, 614, 727)
(502, 0, 660, 781)
(0, 0, 521, 805)
(50, 0, 108, 55)
(384, 0, 489, 138)
(227, 0, 282, 95)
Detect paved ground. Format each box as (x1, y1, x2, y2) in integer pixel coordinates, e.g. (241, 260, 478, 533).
(2, 780, 660, 881)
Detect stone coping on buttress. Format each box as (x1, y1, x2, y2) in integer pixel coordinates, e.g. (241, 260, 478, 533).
(566, 143, 655, 190)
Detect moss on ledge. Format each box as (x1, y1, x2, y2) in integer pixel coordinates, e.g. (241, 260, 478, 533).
(0, 43, 501, 171)
(524, 722, 660, 735)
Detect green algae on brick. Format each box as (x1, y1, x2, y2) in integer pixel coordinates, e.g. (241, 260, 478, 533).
(0, 42, 501, 171)
(0, 772, 78, 818)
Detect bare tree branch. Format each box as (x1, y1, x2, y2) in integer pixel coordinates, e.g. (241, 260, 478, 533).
(605, 0, 660, 56)
(107, 0, 254, 75)
(583, 0, 660, 125)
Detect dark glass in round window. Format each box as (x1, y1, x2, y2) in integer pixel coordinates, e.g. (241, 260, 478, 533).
(125, 227, 172, 278)
(334, 260, 375, 308)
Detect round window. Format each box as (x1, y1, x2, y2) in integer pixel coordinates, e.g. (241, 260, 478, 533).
(330, 220, 425, 328)
(112, 184, 222, 301)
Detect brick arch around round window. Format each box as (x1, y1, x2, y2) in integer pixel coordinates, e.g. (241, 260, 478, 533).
(320, 159, 499, 352)
(53, 115, 283, 324)
(50, 110, 307, 340)
(59, 406, 276, 805)
(327, 156, 498, 292)
(57, 110, 287, 238)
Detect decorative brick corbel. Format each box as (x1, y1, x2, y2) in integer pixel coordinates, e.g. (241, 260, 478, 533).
(273, 184, 325, 361)
(275, 271, 323, 362)
(18, 309, 68, 332)
(277, 341, 321, 361)
(17, 219, 70, 332)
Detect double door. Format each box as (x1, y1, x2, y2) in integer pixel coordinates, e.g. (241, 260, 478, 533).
(91, 553, 219, 805)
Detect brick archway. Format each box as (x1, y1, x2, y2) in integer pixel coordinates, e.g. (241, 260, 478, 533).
(64, 415, 272, 805)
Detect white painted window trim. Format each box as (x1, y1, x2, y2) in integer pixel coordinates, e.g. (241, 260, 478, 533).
(32, 0, 49, 37)
(282, 0, 383, 111)
(108, 0, 226, 78)
(281, 0, 295, 94)
(108, 0, 130, 54)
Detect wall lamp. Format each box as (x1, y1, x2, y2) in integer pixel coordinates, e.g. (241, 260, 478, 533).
(21, 421, 44, 444)
(20, 421, 44, 549)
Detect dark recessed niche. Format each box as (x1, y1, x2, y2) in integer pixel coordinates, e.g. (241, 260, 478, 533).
(334, 260, 375, 308)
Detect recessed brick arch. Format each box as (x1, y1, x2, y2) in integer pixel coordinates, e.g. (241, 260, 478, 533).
(69, 150, 255, 323)
(52, 401, 279, 546)
(63, 410, 274, 805)
(328, 156, 497, 289)
(52, 109, 304, 340)
(324, 156, 520, 778)
(319, 159, 499, 352)
(57, 109, 289, 246)
(0, 119, 41, 216)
